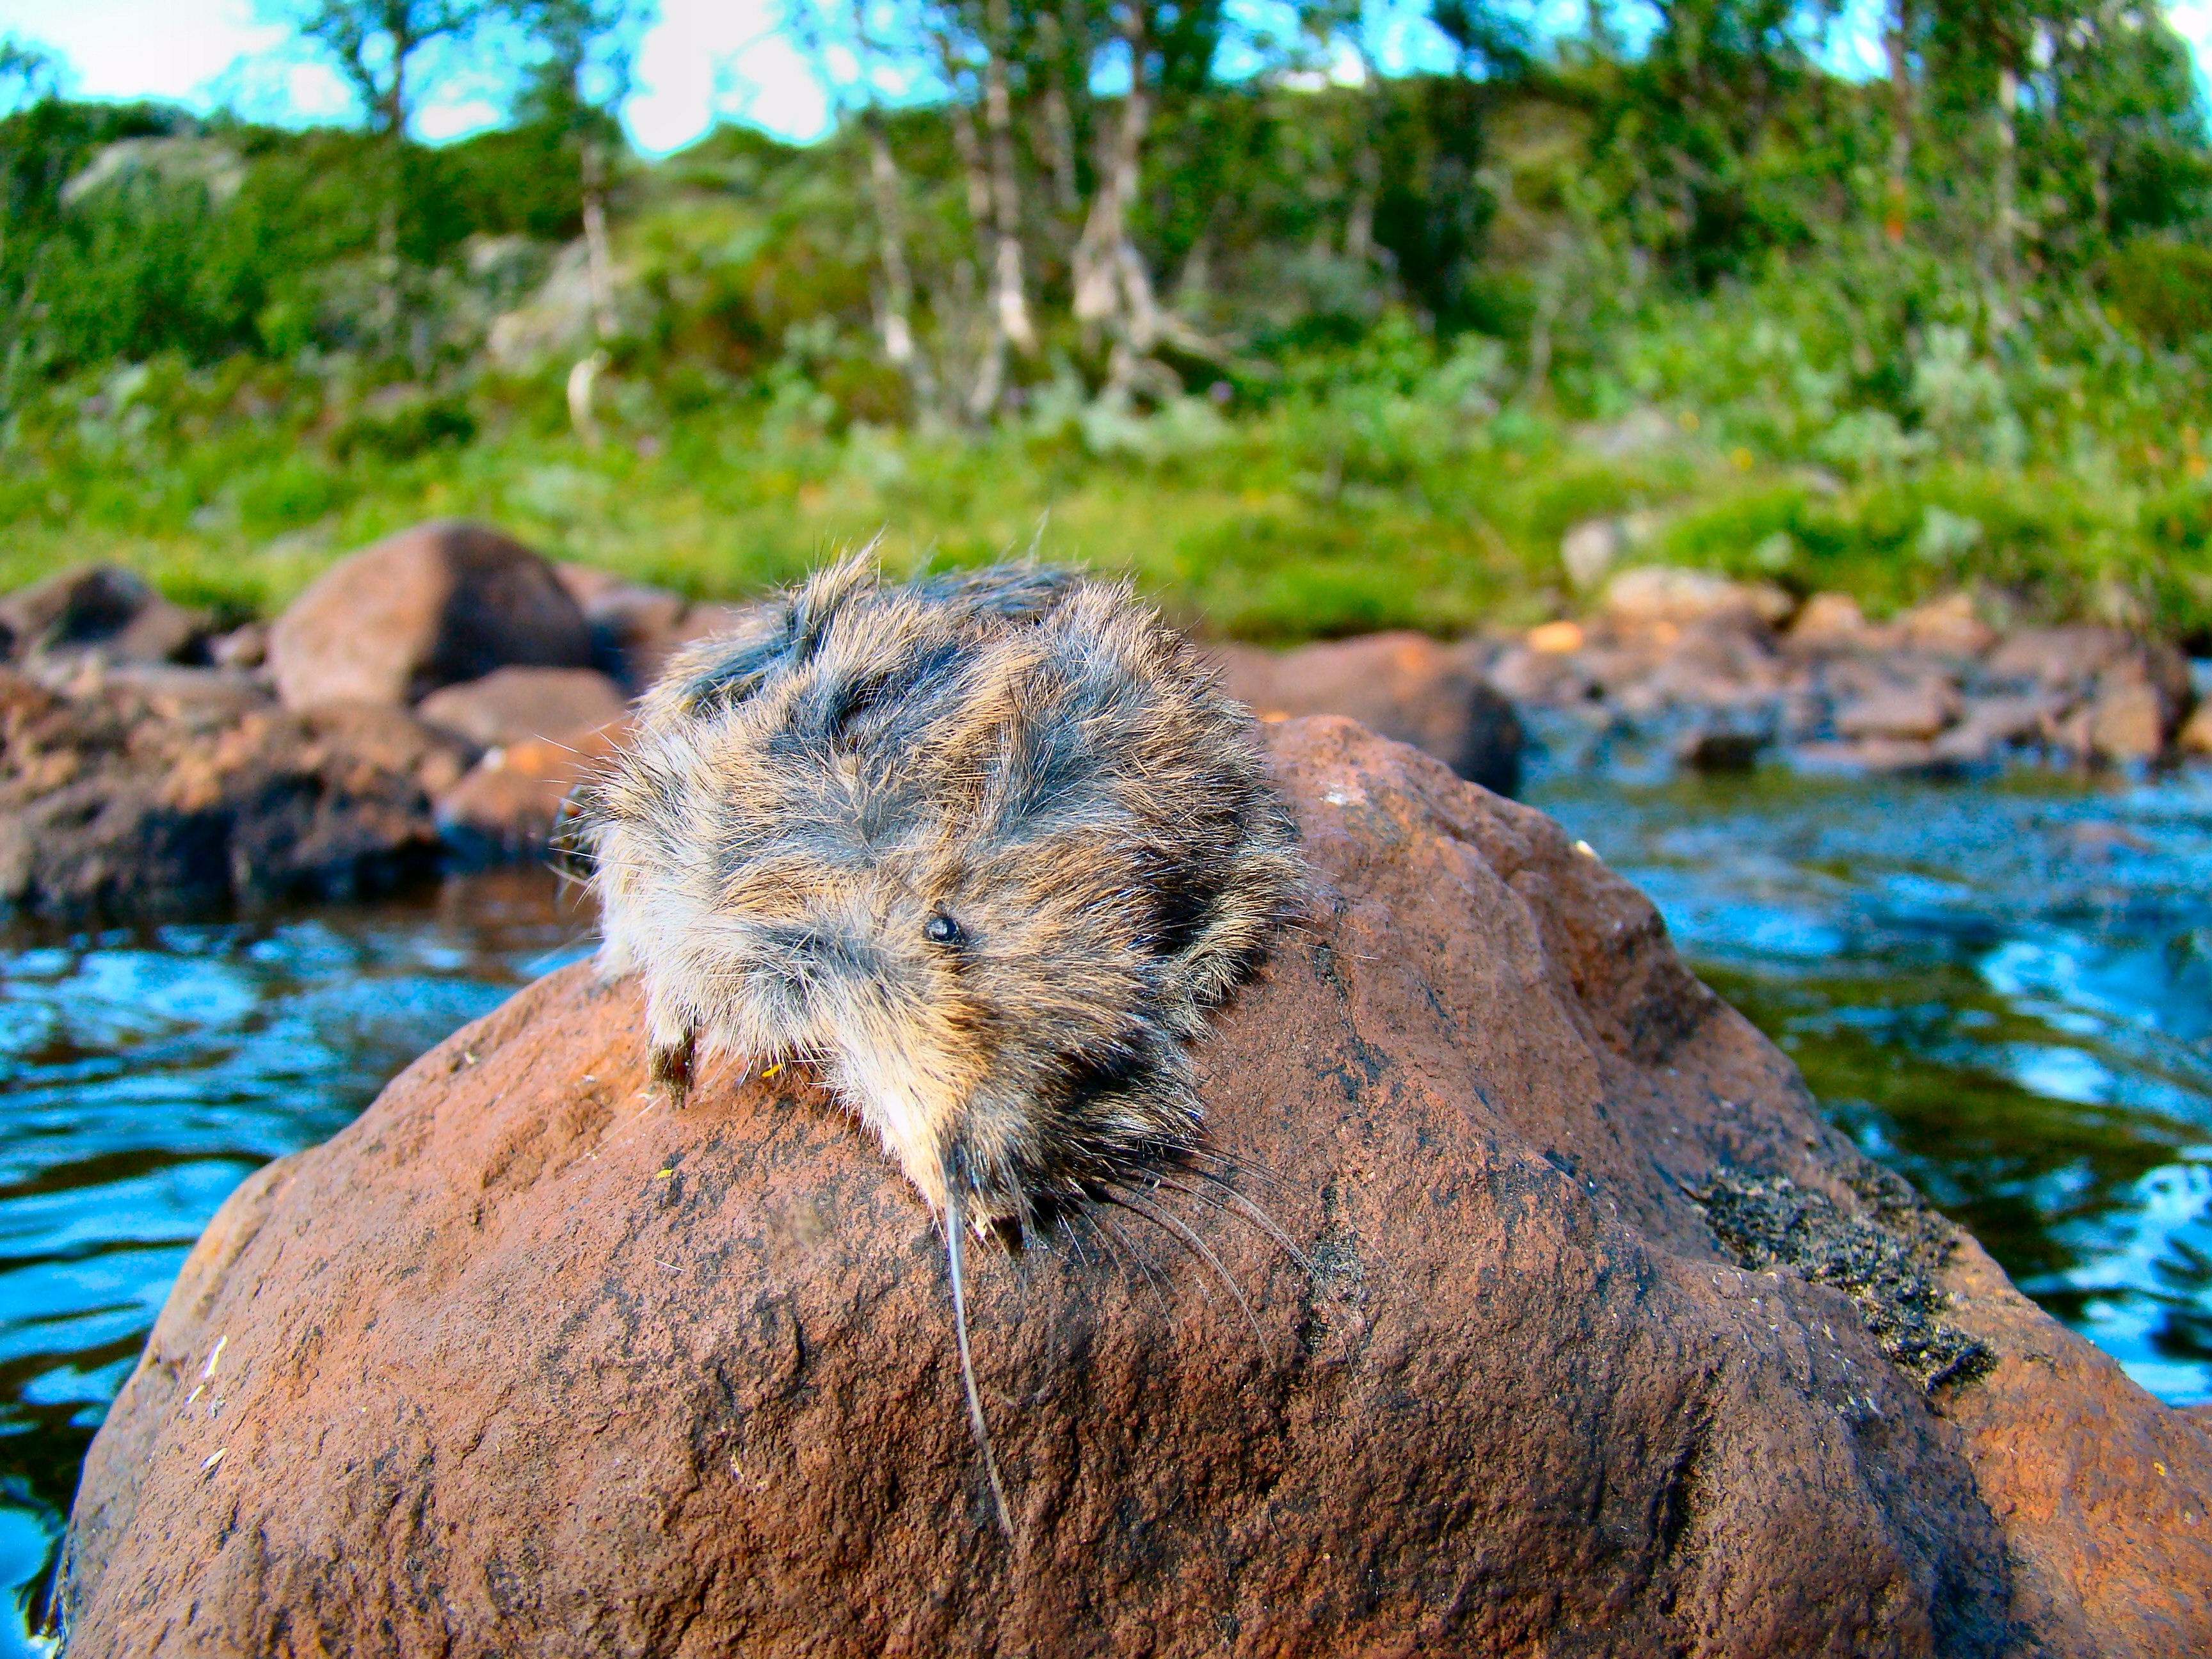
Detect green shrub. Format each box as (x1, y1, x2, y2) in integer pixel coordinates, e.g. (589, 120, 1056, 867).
(328, 393, 477, 461)
(2104, 241, 2212, 346)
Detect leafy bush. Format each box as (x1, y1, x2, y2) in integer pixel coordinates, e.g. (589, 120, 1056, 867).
(2104, 241, 2212, 346)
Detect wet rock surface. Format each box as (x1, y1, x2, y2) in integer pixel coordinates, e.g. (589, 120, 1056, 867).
(433, 715, 633, 865)
(0, 563, 212, 671)
(416, 665, 628, 750)
(1208, 631, 1526, 794)
(61, 720, 2212, 1656)
(0, 664, 461, 915)
(1487, 572, 2200, 776)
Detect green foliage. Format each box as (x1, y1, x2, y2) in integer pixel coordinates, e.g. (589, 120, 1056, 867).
(0, 0, 2208, 645)
(2104, 239, 2212, 345)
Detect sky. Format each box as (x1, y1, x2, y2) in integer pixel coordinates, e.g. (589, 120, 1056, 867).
(0, 0, 2208, 154)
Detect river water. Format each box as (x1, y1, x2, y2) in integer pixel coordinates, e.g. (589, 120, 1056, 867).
(3, 757, 2209, 1647)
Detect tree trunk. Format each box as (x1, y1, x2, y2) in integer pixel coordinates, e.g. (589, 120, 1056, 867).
(982, 0, 1035, 358)
(1346, 44, 1379, 267)
(1884, 0, 1912, 246)
(862, 115, 935, 410)
(1993, 55, 2019, 285)
(1042, 85, 1080, 216)
(374, 184, 401, 359)
(1525, 234, 1564, 406)
(1072, 3, 1153, 339)
(948, 97, 993, 237)
(378, 32, 410, 140)
(569, 137, 621, 445)
(581, 139, 619, 343)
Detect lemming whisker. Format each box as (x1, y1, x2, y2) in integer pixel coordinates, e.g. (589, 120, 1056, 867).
(942, 1180, 1014, 1538)
(1055, 1211, 1094, 1269)
(1088, 1210, 1173, 1321)
(1105, 1189, 1265, 1348)
(1150, 1171, 1318, 1280)
(1177, 1143, 1299, 1204)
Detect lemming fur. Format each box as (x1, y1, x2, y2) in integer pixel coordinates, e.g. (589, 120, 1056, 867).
(555, 554, 1304, 1530)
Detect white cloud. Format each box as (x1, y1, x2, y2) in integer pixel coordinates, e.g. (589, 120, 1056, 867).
(628, 0, 828, 150)
(0, 0, 284, 103)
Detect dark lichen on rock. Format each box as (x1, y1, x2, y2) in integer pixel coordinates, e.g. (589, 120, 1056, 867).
(1692, 1166, 1995, 1391)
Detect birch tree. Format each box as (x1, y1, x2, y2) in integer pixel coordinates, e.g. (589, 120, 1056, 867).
(260, 0, 495, 354)
(505, 0, 653, 440)
(786, 0, 942, 413)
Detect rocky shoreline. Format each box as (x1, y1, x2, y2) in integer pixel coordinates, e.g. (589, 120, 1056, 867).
(57, 720, 2212, 1655)
(2, 522, 2204, 918)
(1485, 566, 2208, 778)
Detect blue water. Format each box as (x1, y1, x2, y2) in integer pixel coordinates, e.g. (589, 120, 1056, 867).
(1525, 739, 2212, 1409)
(0, 872, 593, 1651)
(3, 760, 2211, 1645)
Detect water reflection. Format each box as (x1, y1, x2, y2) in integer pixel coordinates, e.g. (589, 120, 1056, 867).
(0, 872, 593, 1652)
(1526, 744, 2212, 1416)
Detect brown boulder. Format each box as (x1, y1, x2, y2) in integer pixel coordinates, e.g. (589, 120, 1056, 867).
(1898, 593, 1999, 659)
(1788, 591, 1884, 652)
(1985, 629, 2190, 714)
(207, 623, 268, 672)
(1484, 638, 1594, 707)
(417, 666, 629, 751)
(2179, 700, 2212, 758)
(0, 667, 453, 915)
(267, 522, 592, 711)
(554, 565, 695, 691)
(1836, 679, 1964, 742)
(433, 716, 632, 864)
(1603, 565, 1793, 632)
(0, 565, 208, 666)
(300, 700, 481, 797)
(63, 720, 2212, 1655)
(1986, 627, 2130, 690)
(1208, 632, 1523, 794)
(1931, 696, 2058, 767)
(2088, 678, 2171, 764)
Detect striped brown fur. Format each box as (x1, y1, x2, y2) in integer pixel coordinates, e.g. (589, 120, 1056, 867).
(556, 555, 1304, 1528)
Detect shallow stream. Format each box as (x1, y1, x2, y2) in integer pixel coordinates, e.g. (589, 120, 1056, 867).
(3, 755, 2210, 1647)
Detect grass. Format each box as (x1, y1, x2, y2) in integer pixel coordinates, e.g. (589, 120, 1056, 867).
(2, 327, 2209, 645)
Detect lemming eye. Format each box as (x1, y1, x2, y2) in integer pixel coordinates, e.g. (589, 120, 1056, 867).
(924, 913, 963, 946)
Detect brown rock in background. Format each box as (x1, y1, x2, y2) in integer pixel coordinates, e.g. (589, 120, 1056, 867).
(2177, 700, 2212, 757)
(1789, 591, 1886, 652)
(1898, 593, 1999, 659)
(1932, 695, 2058, 767)
(417, 666, 629, 751)
(0, 565, 209, 668)
(1208, 632, 1523, 794)
(2089, 678, 2172, 765)
(433, 716, 631, 864)
(62, 720, 2212, 1656)
(0, 666, 446, 915)
(267, 522, 592, 710)
(300, 700, 480, 796)
(1836, 678, 1964, 742)
(554, 565, 696, 691)
(1603, 565, 1794, 632)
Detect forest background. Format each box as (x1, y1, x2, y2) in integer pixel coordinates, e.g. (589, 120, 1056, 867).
(1, 0, 2209, 645)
